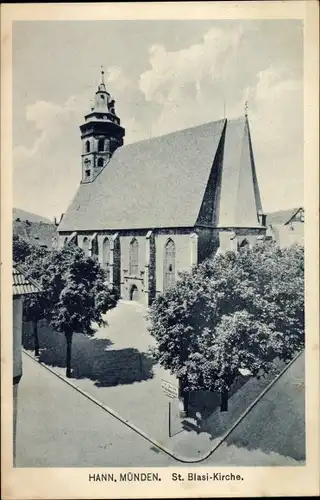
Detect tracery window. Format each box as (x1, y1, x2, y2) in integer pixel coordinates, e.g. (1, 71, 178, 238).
(102, 237, 111, 281)
(129, 238, 139, 276)
(163, 239, 176, 291)
(82, 237, 90, 257)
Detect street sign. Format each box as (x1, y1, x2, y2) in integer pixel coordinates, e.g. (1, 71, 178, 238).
(161, 379, 179, 399)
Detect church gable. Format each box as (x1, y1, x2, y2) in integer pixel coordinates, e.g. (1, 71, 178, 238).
(217, 116, 262, 228)
(196, 116, 263, 229)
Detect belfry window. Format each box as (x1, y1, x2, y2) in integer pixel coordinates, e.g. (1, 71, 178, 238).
(85, 140, 90, 153)
(129, 238, 139, 276)
(98, 138, 104, 152)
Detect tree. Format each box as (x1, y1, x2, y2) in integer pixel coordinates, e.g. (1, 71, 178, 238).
(148, 242, 304, 413)
(13, 234, 33, 264)
(24, 243, 118, 377)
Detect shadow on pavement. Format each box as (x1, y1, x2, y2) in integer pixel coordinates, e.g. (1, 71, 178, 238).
(22, 320, 155, 387)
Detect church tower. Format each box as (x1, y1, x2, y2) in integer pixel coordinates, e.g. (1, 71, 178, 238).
(80, 68, 125, 183)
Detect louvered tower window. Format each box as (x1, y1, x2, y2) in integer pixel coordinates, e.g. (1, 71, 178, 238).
(98, 138, 104, 151)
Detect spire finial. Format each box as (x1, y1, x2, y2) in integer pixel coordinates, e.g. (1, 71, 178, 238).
(244, 100, 248, 116)
(101, 65, 105, 84)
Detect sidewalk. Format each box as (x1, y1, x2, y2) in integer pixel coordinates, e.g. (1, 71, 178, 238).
(16, 352, 174, 467)
(23, 300, 301, 462)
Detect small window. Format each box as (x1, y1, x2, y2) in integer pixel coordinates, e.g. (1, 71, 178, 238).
(97, 157, 104, 168)
(85, 169, 90, 178)
(101, 94, 105, 100)
(240, 238, 249, 249)
(85, 140, 90, 153)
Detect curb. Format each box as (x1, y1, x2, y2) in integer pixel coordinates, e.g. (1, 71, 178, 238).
(23, 349, 303, 464)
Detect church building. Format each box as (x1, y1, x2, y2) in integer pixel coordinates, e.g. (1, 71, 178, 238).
(57, 71, 266, 305)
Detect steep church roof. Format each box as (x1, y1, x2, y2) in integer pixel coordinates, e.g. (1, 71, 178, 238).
(58, 116, 263, 232)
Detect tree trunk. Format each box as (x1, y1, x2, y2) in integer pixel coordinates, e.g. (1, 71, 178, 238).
(33, 319, 39, 357)
(183, 390, 189, 416)
(220, 389, 229, 412)
(179, 377, 189, 417)
(66, 334, 73, 378)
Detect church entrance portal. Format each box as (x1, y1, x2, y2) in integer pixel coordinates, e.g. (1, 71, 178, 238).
(130, 284, 139, 301)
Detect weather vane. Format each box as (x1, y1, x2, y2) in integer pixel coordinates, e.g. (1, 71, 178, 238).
(244, 100, 248, 116)
(101, 65, 105, 84)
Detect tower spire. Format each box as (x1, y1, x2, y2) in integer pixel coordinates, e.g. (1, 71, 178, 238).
(80, 73, 125, 184)
(244, 100, 248, 117)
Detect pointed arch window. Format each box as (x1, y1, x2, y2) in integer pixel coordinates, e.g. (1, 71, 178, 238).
(85, 140, 90, 153)
(82, 237, 90, 257)
(129, 238, 139, 276)
(98, 138, 104, 152)
(97, 157, 104, 168)
(239, 238, 249, 249)
(102, 237, 111, 281)
(163, 239, 176, 291)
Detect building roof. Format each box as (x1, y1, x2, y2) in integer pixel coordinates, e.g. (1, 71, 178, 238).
(13, 220, 57, 250)
(13, 263, 42, 296)
(13, 208, 53, 224)
(58, 116, 262, 232)
(266, 207, 304, 226)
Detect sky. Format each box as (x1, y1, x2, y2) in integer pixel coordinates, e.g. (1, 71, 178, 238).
(12, 20, 303, 221)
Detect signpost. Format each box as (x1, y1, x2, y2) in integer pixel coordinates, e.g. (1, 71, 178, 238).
(161, 379, 180, 438)
(161, 379, 179, 399)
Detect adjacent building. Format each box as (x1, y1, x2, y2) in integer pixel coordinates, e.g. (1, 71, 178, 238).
(57, 72, 267, 304)
(12, 263, 41, 464)
(266, 207, 304, 248)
